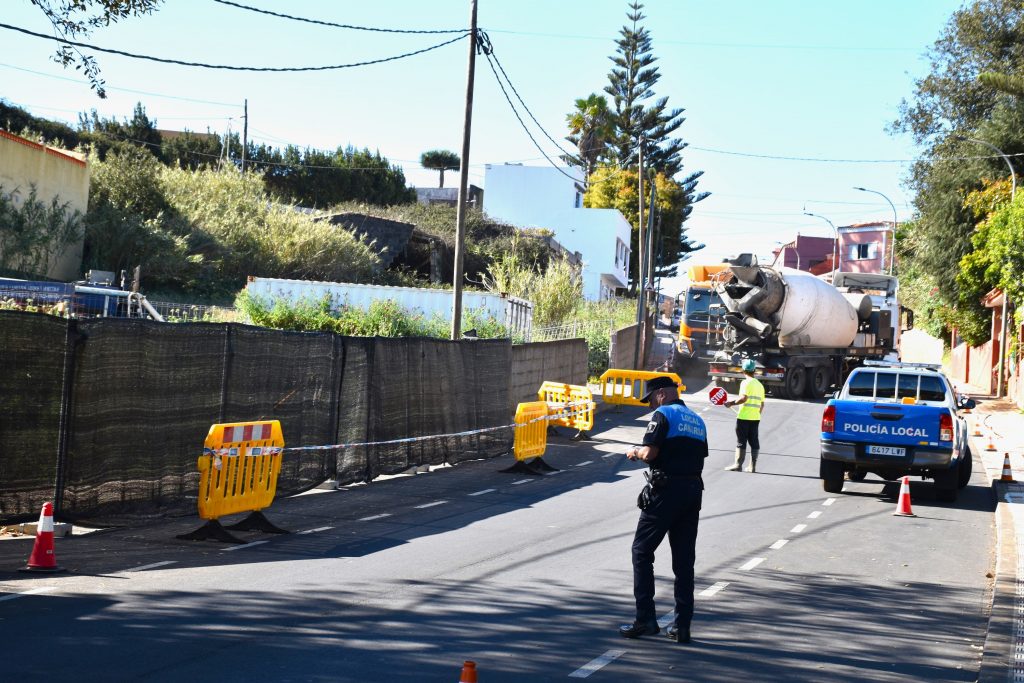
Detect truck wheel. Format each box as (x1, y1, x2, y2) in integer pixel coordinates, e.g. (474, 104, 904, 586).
(806, 365, 831, 399)
(784, 365, 806, 399)
(820, 459, 844, 493)
(957, 449, 973, 489)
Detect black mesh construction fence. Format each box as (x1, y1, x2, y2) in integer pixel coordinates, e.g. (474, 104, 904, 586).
(0, 312, 585, 525)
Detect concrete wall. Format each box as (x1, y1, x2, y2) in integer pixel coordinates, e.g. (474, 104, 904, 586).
(608, 314, 655, 371)
(509, 339, 588, 412)
(0, 131, 88, 280)
(968, 340, 995, 393)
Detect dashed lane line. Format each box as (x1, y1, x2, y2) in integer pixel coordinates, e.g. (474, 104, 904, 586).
(770, 539, 788, 550)
(511, 479, 533, 486)
(808, 510, 822, 519)
(222, 540, 268, 552)
(121, 561, 177, 572)
(575, 461, 594, 467)
(698, 581, 729, 598)
(414, 500, 448, 508)
(568, 649, 627, 679)
(298, 526, 334, 535)
(739, 557, 766, 571)
(791, 524, 807, 533)
(0, 587, 55, 602)
(468, 488, 495, 496)
(823, 498, 836, 506)
(359, 513, 391, 521)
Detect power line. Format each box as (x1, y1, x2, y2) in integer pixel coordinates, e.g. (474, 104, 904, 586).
(0, 61, 243, 106)
(0, 22, 469, 72)
(690, 144, 1024, 163)
(211, 0, 468, 34)
(481, 41, 580, 184)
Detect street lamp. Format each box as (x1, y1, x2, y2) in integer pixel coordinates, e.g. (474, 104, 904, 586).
(853, 187, 898, 275)
(959, 136, 1016, 201)
(804, 212, 839, 276)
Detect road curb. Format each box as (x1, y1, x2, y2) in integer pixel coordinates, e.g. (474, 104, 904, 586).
(979, 481, 1016, 683)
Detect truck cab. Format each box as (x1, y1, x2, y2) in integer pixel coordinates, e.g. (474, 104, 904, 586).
(819, 361, 974, 502)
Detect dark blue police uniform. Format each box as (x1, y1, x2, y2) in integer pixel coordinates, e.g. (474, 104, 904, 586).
(632, 399, 708, 636)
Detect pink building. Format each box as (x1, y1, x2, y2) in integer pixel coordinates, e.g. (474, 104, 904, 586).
(837, 221, 894, 274)
(771, 234, 835, 272)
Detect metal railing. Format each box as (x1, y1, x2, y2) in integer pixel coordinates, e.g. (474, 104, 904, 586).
(529, 319, 615, 343)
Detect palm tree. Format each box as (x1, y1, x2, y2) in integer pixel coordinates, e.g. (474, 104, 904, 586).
(565, 93, 614, 183)
(420, 149, 460, 188)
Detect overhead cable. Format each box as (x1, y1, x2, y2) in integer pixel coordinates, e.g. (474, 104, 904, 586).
(0, 22, 469, 72)
(690, 144, 1024, 163)
(211, 0, 468, 34)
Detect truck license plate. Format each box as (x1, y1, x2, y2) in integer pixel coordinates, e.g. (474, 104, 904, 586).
(867, 445, 906, 457)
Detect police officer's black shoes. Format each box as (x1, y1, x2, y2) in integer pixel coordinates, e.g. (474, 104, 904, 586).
(618, 620, 660, 638)
(666, 624, 691, 643)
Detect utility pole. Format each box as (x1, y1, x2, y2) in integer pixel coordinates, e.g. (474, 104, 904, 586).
(450, 0, 478, 341)
(241, 99, 248, 173)
(633, 138, 646, 369)
(646, 169, 657, 303)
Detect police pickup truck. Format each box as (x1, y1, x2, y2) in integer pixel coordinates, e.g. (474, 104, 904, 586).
(819, 361, 975, 502)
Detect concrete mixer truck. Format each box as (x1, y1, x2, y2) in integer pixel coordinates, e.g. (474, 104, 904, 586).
(707, 254, 910, 400)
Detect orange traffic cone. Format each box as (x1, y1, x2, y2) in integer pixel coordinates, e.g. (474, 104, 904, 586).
(972, 417, 983, 438)
(985, 426, 998, 452)
(458, 661, 478, 683)
(19, 502, 64, 573)
(893, 476, 916, 517)
(1001, 453, 1015, 483)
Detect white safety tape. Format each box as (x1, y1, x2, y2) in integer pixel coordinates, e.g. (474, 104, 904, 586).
(199, 400, 594, 456)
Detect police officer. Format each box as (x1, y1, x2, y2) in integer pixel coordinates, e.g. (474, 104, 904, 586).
(724, 358, 765, 472)
(620, 375, 708, 644)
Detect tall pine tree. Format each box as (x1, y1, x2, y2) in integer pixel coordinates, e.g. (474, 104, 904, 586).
(592, 1, 707, 279)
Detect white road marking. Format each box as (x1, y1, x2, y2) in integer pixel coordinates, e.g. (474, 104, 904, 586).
(544, 470, 564, 476)
(698, 581, 729, 598)
(657, 610, 676, 628)
(569, 649, 627, 679)
(359, 513, 391, 521)
(575, 461, 593, 467)
(0, 587, 55, 602)
(790, 524, 807, 534)
(222, 540, 268, 551)
(602, 452, 616, 458)
(739, 557, 765, 571)
(823, 498, 836, 506)
(770, 539, 788, 550)
(511, 479, 533, 485)
(122, 561, 177, 572)
(468, 488, 495, 496)
(298, 526, 334, 535)
(414, 500, 448, 508)
(808, 510, 822, 519)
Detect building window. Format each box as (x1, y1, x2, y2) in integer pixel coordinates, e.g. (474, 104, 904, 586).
(850, 243, 877, 260)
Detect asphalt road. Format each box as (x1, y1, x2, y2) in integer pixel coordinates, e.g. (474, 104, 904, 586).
(0, 390, 995, 682)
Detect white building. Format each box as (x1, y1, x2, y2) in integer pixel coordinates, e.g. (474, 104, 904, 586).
(483, 164, 631, 301)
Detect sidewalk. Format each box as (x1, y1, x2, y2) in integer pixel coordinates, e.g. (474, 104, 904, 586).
(957, 382, 1024, 682)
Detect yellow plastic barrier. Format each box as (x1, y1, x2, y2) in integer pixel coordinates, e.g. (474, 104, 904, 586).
(537, 381, 596, 432)
(512, 401, 549, 461)
(178, 420, 287, 543)
(599, 369, 686, 407)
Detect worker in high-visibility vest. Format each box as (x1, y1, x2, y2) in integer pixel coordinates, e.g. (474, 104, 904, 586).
(723, 359, 765, 473)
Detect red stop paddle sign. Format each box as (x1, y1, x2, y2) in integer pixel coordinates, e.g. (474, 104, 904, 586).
(709, 386, 729, 406)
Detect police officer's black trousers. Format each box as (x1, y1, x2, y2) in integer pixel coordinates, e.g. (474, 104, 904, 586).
(631, 479, 703, 627)
(735, 418, 760, 450)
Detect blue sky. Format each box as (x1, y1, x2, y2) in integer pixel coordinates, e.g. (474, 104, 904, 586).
(1, 0, 965, 297)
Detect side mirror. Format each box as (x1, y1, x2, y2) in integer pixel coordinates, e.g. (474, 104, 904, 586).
(959, 397, 976, 410)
